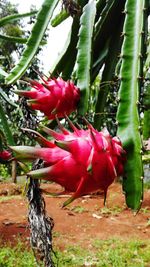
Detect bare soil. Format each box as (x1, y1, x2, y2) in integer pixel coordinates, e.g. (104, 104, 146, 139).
(0, 182, 150, 250)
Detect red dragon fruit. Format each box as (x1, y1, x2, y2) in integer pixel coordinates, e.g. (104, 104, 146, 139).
(14, 77, 80, 119)
(11, 118, 126, 207)
(0, 150, 11, 162)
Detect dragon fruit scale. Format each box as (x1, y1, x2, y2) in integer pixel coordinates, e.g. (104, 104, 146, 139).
(11, 118, 126, 207)
(14, 77, 80, 119)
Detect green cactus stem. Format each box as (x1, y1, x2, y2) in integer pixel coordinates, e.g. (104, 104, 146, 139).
(51, 9, 69, 27)
(51, 16, 80, 80)
(76, 0, 96, 115)
(0, 102, 14, 146)
(143, 74, 150, 139)
(92, 0, 125, 82)
(94, 16, 124, 130)
(143, 32, 150, 140)
(5, 0, 59, 85)
(0, 11, 37, 27)
(116, 0, 145, 211)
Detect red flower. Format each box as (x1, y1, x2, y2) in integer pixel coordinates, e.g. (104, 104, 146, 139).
(14, 77, 80, 119)
(11, 118, 126, 207)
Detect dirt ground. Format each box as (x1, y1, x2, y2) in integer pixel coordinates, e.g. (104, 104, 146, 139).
(0, 182, 150, 250)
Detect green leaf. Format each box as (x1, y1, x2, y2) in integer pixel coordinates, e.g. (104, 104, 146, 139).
(5, 0, 59, 85)
(76, 0, 96, 115)
(0, 11, 37, 27)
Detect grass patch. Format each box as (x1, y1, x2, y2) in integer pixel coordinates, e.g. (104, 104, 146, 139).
(0, 239, 150, 266)
(144, 182, 150, 190)
(69, 205, 88, 214)
(91, 239, 150, 267)
(0, 195, 21, 202)
(98, 206, 125, 216)
(0, 242, 36, 267)
(140, 207, 150, 214)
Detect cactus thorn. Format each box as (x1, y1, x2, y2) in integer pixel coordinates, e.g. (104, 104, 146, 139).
(116, 97, 120, 102)
(122, 9, 127, 14)
(118, 53, 123, 58)
(120, 32, 126, 37)
(117, 75, 121, 80)
(140, 176, 144, 180)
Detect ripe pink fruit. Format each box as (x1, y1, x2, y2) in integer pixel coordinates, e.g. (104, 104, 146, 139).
(11, 118, 126, 207)
(14, 77, 80, 119)
(0, 150, 11, 161)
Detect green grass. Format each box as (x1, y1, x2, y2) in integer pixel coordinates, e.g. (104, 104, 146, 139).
(68, 205, 88, 214)
(99, 206, 125, 216)
(0, 195, 21, 202)
(0, 242, 36, 267)
(0, 239, 150, 267)
(144, 182, 150, 190)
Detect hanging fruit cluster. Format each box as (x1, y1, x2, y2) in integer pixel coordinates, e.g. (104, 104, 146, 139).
(3, 0, 149, 210)
(11, 74, 126, 206)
